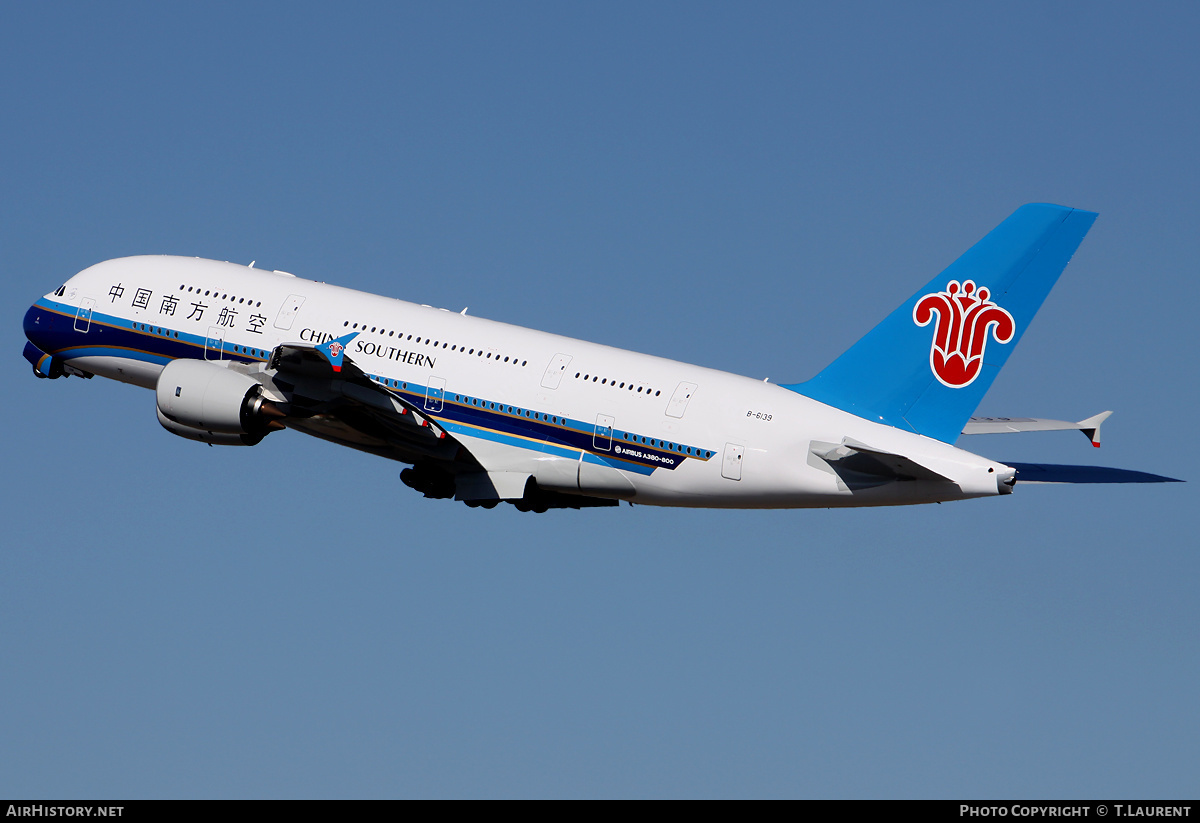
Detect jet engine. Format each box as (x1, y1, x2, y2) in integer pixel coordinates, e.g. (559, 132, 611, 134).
(155, 358, 285, 446)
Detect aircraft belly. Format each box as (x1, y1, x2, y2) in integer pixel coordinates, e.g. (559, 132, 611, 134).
(453, 432, 637, 500)
(67, 355, 162, 389)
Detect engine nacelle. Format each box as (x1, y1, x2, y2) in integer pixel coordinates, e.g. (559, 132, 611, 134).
(155, 407, 263, 446)
(155, 358, 284, 446)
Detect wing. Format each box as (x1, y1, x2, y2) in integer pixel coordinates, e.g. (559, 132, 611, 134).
(1006, 463, 1182, 484)
(260, 338, 617, 509)
(264, 337, 474, 478)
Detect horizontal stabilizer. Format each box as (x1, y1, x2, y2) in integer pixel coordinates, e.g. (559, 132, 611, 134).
(963, 411, 1111, 447)
(1008, 462, 1182, 484)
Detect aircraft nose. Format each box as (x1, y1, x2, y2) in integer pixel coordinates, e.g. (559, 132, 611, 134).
(24, 302, 54, 349)
(25, 302, 44, 340)
(24, 298, 75, 357)
(23, 302, 61, 378)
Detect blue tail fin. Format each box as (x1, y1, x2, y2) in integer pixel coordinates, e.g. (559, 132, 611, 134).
(783, 204, 1098, 443)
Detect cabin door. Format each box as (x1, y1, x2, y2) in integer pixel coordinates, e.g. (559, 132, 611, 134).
(540, 353, 573, 390)
(665, 382, 697, 418)
(274, 294, 305, 330)
(722, 442, 744, 481)
(424, 377, 446, 413)
(74, 298, 95, 333)
(593, 414, 614, 451)
(205, 327, 225, 360)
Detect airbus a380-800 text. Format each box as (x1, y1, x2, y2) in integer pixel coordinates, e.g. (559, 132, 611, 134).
(22, 204, 1178, 512)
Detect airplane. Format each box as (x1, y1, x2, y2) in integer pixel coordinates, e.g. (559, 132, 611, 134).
(21, 203, 1179, 512)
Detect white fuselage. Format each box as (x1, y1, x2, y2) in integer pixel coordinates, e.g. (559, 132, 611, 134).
(26, 256, 1013, 508)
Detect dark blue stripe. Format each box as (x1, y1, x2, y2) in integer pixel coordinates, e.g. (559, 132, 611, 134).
(25, 298, 715, 471)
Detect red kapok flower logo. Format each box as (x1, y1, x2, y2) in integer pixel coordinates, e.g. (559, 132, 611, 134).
(913, 280, 1015, 388)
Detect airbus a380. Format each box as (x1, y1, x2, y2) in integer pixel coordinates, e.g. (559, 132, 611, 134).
(22, 204, 1178, 512)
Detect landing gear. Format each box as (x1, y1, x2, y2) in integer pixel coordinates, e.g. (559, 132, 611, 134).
(401, 467, 618, 511)
(456, 476, 551, 513)
(29, 357, 62, 379)
(512, 499, 549, 514)
(28, 358, 91, 380)
(399, 464, 455, 499)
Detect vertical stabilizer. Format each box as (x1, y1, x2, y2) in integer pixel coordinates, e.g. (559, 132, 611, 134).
(783, 204, 1097, 443)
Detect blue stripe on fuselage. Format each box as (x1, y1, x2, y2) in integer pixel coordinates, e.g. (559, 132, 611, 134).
(23, 297, 712, 472)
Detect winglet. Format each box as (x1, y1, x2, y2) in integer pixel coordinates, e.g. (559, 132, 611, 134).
(317, 332, 358, 373)
(1077, 410, 1111, 448)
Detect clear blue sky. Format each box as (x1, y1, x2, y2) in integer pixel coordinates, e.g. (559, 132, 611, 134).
(2, 2, 1196, 798)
